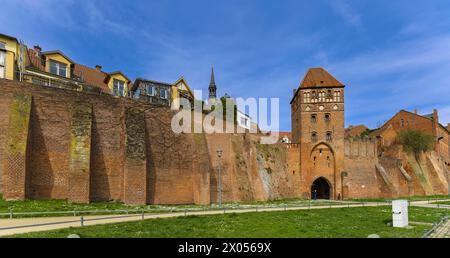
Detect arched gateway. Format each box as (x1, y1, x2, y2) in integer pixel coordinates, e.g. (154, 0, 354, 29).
(311, 177, 331, 199)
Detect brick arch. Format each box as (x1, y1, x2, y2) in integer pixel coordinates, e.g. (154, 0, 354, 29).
(310, 141, 335, 157)
(311, 176, 332, 199)
(309, 142, 336, 199)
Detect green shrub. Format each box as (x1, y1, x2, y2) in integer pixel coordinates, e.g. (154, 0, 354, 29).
(397, 129, 434, 155)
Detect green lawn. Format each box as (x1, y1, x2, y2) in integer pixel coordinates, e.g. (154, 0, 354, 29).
(7, 206, 449, 238)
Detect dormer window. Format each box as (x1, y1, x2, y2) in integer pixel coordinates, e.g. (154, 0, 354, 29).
(49, 60, 67, 77)
(113, 79, 125, 97)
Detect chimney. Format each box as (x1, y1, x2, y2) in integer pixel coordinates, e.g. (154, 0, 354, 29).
(95, 65, 102, 72)
(433, 109, 439, 123)
(33, 45, 42, 54)
(293, 89, 296, 96)
(447, 123, 450, 131)
(413, 109, 418, 114)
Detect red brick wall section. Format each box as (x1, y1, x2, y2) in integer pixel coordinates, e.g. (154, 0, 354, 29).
(2, 93, 32, 200)
(68, 102, 92, 203)
(123, 108, 147, 205)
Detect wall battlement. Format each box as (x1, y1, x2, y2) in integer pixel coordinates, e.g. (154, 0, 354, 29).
(344, 137, 377, 158)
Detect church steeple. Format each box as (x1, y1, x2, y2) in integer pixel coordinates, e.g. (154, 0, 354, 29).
(208, 66, 217, 100)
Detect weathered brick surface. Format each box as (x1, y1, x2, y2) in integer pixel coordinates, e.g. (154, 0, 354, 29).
(123, 108, 147, 205)
(68, 102, 92, 203)
(2, 93, 31, 200)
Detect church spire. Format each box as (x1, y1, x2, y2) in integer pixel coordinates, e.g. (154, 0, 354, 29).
(208, 66, 217, 100)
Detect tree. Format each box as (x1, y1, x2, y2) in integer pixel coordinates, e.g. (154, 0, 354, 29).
(397, 129, 434, 157)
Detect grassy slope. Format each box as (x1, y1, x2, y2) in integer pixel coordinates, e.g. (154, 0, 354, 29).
(7, 206, 449, 238)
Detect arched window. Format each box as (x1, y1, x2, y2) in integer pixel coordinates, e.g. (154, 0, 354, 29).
(311, 132, 318, 142)
(326, 131, 332, 141)
(311, 114, 317, 123)
(325, 113, 331, 123)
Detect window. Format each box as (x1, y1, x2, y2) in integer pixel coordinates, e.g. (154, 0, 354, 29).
(400, 119, 405, 127)
(146, 85, 155, 96)
(0, 50, 5, 79)
(311, 132, 318, 142)
(49, 60, 67, 77)
(240, 117, 249, 127)
(113, 79, 125, 97)
(133, 88, 141, 99)
(160, 88, 168, 99)
(303, 92, 310, 103)
(334, 90, 341, 102)
(325, 113, 331, 123)
(0, 42, 5, 50)
(326, 131, 332, 141)
(311, 114, 317, 123)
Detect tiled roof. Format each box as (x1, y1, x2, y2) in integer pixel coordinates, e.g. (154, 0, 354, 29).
(73, 64, 111, 93)
(299, 68, 344, 88)
(132, 78, 172, 91)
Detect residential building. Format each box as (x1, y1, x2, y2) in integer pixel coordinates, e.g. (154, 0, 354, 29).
(0, 33, 26, 80)
(131, 78, 171, 106)
(237, 110, 252, 130)
(373, 109, 450, 166)
(0, 32, 131, 97)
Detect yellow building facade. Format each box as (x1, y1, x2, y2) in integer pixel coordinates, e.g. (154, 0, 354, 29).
(0, 33, 26, 81)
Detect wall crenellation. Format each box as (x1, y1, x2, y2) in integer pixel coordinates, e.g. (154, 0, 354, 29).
(344, 137, 378, 158)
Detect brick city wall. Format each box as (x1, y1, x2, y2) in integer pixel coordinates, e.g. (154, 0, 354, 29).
(0, 79, 448, 204)
(0, 79, 208, 204)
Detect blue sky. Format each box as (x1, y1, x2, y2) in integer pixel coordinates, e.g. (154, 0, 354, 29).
(2, 0, 450, 131)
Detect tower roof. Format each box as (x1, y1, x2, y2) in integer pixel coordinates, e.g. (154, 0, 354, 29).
(299, 68, 344, 88)
(209, 67, 216, 87)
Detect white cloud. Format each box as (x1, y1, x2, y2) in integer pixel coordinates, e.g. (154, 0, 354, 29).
(328, 0, 363, 29)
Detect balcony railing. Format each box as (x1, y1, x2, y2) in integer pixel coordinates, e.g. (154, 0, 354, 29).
(23, 73, 102, 94)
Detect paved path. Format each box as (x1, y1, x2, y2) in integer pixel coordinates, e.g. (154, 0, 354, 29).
(1, 199, 449, 237)
(428, 219, 450, 238)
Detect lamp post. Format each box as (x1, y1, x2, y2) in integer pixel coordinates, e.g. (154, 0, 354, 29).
(216, 149, 223, 208)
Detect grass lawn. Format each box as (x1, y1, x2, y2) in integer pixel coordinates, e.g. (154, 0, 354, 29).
(7, 206, 449, 238)
(0, 194, 342, 218)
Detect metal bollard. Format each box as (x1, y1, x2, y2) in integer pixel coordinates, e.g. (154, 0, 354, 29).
(9, 209, 13, 220)
(256, 206, 258, 212)
(73, 210, 76, 217)
(80, 216, 84, 227)
(184, 209, 187, 216)
(223, 208, 226, 214)
(284, 205, 287, 211)
(141, 210, 145, 220)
